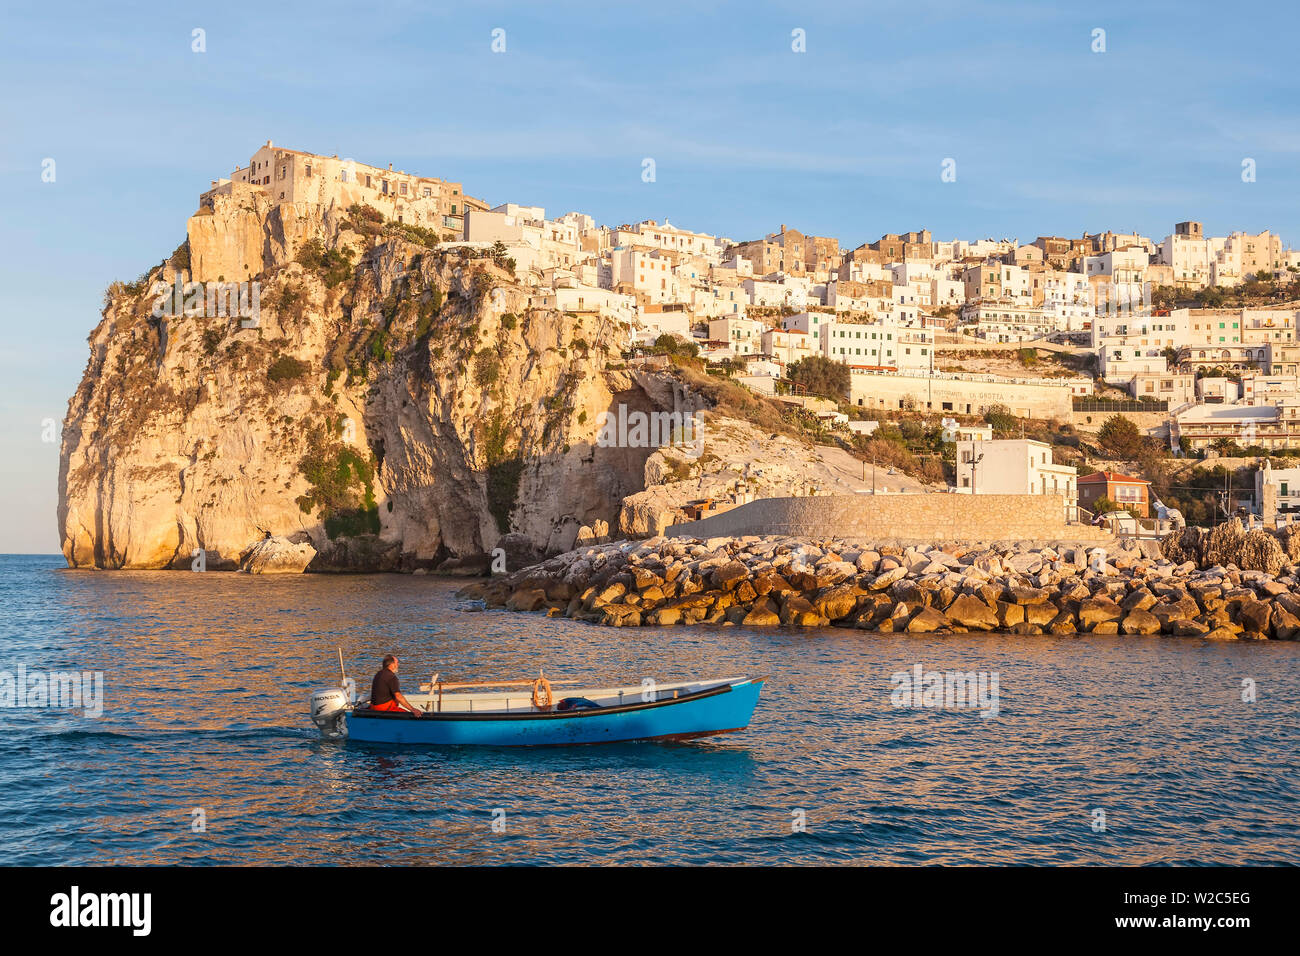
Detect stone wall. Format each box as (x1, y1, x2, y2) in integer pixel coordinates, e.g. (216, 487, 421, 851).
(666, 493, 1115, 545)
(849, 372, 1078, 419)
(1071, 410, 1169, 436)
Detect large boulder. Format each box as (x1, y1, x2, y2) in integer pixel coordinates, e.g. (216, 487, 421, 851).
(240, 535, 317, 574)
(905, 607, 949, 633)
(813, 584, 863, 621)
(1078, 597, 1123, 629)
(868, 566, 908, 591)
(506, 588, 547, 612)
(780, 594, 828, 627)
(946, 594, 998, 630)
(1120, 609, 1161, 635)
(741, 598, 781, 627)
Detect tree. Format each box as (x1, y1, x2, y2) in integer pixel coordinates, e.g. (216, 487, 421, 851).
(1097, 414, 1144, 459)
(984, 403, 1017, 436)
(787, 355, 850, 400)
(650, 333, 698, 358)
(1151, 285, 1181, 310)
(1092, 495, 1139, 518)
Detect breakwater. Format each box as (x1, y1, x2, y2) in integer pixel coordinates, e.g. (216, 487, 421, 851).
(463, 528, 1300, 639)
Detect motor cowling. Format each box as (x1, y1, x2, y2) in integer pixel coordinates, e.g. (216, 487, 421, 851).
(310, 686, 351, 737)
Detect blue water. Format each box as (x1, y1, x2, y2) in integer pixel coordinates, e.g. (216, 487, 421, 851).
(0, 553, 1296, 865)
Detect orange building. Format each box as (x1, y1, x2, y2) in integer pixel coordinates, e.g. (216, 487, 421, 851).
(1078, 471, 1151, 517)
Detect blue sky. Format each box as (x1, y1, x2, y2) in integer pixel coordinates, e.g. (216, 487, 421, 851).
(1, 0, 1296, 553)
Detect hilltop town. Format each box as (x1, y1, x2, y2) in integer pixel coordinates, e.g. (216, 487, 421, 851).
(60, 141, 1300, 575)
(206, 142, 1300, 524)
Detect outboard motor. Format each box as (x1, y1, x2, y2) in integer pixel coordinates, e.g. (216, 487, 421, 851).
(310, 685, 352, 737)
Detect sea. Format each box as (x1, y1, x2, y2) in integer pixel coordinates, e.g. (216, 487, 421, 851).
(1, 553, 1296, 865)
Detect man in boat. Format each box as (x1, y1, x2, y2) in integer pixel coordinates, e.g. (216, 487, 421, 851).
(369, 655, 422, 716)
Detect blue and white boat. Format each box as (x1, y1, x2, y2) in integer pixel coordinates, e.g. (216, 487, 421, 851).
(309, 673, 767, 746)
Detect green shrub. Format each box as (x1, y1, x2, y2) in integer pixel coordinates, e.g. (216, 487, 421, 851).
(268, 356, 311, 382)
(387, 221, 442, 248)
(787, 355, 850, 400)
(297, 239, 356, 288)
(202, 327, 223, 356)
(171, 240, 191, 274)
(297, 437, 380, 539)
(366, 329, 393, 363)
(474, 348, 500, 387)
(324, 506, 381, 538)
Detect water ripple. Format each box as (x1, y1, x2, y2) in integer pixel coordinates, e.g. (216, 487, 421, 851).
(0, 555, 1297, 865)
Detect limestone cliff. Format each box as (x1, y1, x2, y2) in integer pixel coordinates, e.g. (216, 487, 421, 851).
(58, 190, 696, 570)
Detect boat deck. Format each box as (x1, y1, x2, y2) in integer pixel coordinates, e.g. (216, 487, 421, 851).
(402, 677, 745, 715)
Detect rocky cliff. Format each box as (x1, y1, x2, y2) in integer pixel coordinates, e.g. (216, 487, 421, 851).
(59, 189, 700, 570)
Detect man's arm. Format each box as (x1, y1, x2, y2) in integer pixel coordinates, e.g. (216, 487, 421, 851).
(395, 691, 422, 716)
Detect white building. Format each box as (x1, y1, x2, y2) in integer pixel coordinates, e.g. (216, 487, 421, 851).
(611, 248, 683, 303)
(1159, 222, 1228, 289)
(960, 302, 1053, 342)
(609, 219, 726, 263)
(1257, 460, 1300, 519)
(954, 439, 1078, 502)
(762, 328, 815, 366)
(708, 316, 766, 356)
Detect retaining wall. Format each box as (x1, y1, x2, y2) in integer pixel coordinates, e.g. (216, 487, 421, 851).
(666, 493, 1116, 545)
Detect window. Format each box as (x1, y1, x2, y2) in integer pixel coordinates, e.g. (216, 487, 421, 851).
(399, 183, 407, 195)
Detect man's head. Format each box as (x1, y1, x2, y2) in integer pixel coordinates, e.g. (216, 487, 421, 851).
(382, 655, 398, 672)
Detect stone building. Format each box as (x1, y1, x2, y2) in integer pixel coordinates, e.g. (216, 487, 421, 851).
(218, 140, 487, 237)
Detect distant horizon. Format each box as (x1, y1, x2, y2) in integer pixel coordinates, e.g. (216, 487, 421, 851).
(4, 0, 1297, 554)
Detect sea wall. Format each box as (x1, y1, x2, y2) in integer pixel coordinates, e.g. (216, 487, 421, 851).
(665, 494, 1114, 546)
(464, 530, 1300, 640)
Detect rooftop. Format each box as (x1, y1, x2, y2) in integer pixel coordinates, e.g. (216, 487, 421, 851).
(1079, 471, 1150, 485)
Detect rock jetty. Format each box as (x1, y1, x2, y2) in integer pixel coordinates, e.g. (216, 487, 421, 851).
(460, 523, 1300, 640)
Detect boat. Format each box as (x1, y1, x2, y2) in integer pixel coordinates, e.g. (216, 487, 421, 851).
(309, 669, 767, 747)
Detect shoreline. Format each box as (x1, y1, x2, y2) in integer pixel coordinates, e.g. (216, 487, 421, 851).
(461, 532, 1300, 640)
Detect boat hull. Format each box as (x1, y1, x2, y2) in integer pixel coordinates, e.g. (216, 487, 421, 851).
(344, 678, 765, 746)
